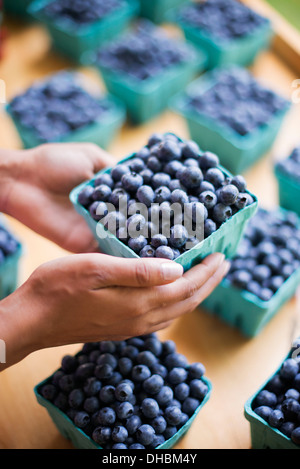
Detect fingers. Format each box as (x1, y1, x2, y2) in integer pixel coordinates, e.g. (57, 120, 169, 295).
(145, 252, 226, 309)
(148, 260, 230, 326)
(75, 142, 116, 172)
(84, 254, 184, 288)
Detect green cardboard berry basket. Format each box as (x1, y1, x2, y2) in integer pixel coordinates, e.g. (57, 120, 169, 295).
(202, 207, 300, 338)
(275, 164, 300, 217)
(93, 36, 207, 125)
(34, 362, 212, 449)
(170, 2, 273, 69)
(170, 70, 291, 174)
(244, 346, 300, 449)
(3, 0, 33, 17)
(0, 218, 23, 300)
(69, 135, 258, 272)
(6, 94, 126, 150)
(138, 0, 188, 24)
(28, 0, 139, 64)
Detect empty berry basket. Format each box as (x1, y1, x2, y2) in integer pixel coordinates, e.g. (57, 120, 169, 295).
(138, 0, 188, 24)
(244, 341, 300, 449)
(34, 335, 212, 449)
(171, 0, 273, 69)
(70, 133, 258, 272)
(171, 66, 290, 174)
(6, 71, 126, 150)
(202, 207, 300, 338)
(92, 21, 207, 124)
(28, 0, 139, 63)
(275, 147, 300, 217)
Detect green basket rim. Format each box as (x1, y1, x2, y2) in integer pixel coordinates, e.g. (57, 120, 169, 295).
(275, 163, 300, 191)
(170, 66, 291, 151)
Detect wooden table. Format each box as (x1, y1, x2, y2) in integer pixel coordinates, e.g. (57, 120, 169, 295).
(0, 16, 300, 450)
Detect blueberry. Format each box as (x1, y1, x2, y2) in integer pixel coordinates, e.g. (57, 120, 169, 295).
(170, 189, 189, 206)
(40, 384, 58, 402)
(164, 160, 184, 177)
(126, 414, 142, 435)
(131, 365, 151, 382)
(174, 383, 190, 401)
(268, 409, 285, 428)
(155, 246, 174, 260)
(99, 385, 116, 404)
(115, 382, 134, 402)
(291, 427, 300, 445)
(163, 426, 177, 440)
(169, 224, 188, 249)
(150, 234, 168, 249)
(140, 168, 154, 185)
(137, 350, 158, 367)
(95, 407, 116, 426)
(189, 362, 206, 380)
(136, 185, 155, 207)
(199, 151, 219, 170)
(128, 158, 145, 173)
(281, 398, 300, 421)
(111, 164, 131, 182)
(148, 133, 164, 147)
(152, 172, 171, 189)
(74, 411, 91, 429)
(92, 426, 112, 446)
(136, 424, 155, 446)
(147, 156, 162, 173)
(141, 398, 160, 419)
(280, 359, 299, 381)
(128, 236, 148, 254)
(164, 352, 188, 369)
(143, 374, 164, 395)
(151, 416, 167, 434)
(189, 379, 208, 400)
(165, 406, 183, 426)
(157, 139, 182, 162)
(140, 245, 156, 258)
(199, 190, 217, 210)
(218, 184, 239, 205)
(112, 425, 128, 443)
(205, 168, 225, 188)
(116, 401, 134, 420)
(68, 389, 85, 409)
(167, 367, 188, 385)
(78, 185, 94, 206)
(231, 270, 252, 289)
(234, 193, 249, 210)
(254, 406, 272, 422)
(280, 421, 296, 438)
(213, 203, 232, 223)
(95, 363, 114, 381)
(231, 175, 247, 192)
(94, 173, 114, 189)
(204, 219, 217, 237)
(92, 184, 112, 203)
(58, 374, 76, 393)
(156, 386, 174, 407)
(182, 397, 200, 416)
(179, 166, 203, 189)
(84, 396, 100, 413)
(122, 172, 143, 193)
(154, 186, 171, 204)
(255, 390, 277, 408)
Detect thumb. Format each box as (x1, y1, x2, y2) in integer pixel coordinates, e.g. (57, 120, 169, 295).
(88, 254, 184, 288)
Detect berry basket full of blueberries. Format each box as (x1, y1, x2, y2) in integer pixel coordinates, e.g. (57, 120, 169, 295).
(202, 207, 300, 338)
(0, 218, 22, 300)
(173, 0, 273, 69)
(275, 146, 300, 218)
(93, 20, 207, 124)
(28, 0, 140, 63)
(244, 339, 300, 449)
(6, 70, 126, 149)
(171, 66, 290, 174)
(34, 334, 212, 449)
(70, 132, 258, 271)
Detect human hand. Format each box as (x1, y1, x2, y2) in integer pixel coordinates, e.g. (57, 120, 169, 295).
(0, 252, 229, 369)
(2, 142, 114, 253)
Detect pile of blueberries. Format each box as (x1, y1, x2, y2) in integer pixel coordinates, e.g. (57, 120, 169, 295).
(9, 72, 112, 144)
(252, 340, 300, 446)
(178, 0, 269, 41)
(96, 21, 195, 82)
(226, 208, 300, 302)
(42, 0, 123, 26)
(184, 67, 288, 137)
(0, 222, 19, 265)
(276, 146, 300, 184)
(78, 133, 254, 260)
(39, 333, 209, 449)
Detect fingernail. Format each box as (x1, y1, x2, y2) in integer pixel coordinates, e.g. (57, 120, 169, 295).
(214, 252, 225, 266)
(161, 262, 184, 280)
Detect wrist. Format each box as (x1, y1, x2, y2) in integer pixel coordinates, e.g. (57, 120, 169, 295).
(0, 279, 43, 370)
